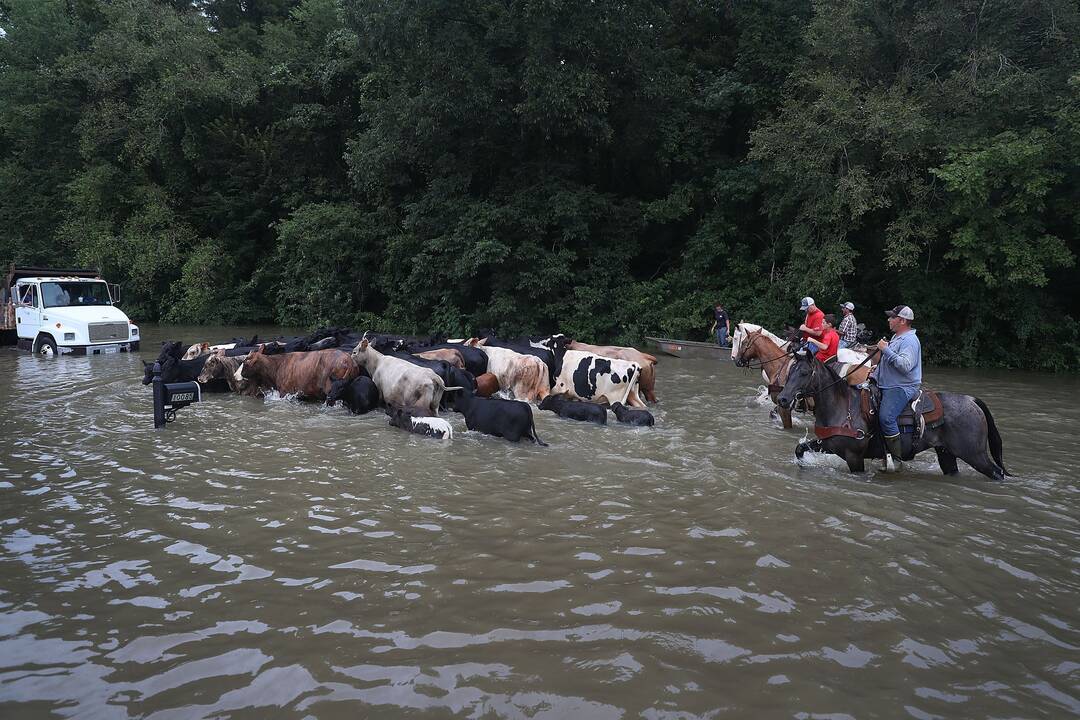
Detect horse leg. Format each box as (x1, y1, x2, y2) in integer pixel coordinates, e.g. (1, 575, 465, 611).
(779, 406, 793, 429)
(935, 448, 959, 476)
(844, 452, 865, 473)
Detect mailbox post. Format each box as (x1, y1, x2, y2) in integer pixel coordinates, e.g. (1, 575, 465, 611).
(152, 362, 202, 429)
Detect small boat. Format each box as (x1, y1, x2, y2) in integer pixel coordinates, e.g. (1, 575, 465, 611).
(645, 336, 731, 360)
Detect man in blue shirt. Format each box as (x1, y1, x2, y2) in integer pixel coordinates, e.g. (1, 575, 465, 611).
(874, 305, 922, 472)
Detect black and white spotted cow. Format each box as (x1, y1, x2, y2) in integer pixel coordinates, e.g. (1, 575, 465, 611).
(550, 350, 646, 408)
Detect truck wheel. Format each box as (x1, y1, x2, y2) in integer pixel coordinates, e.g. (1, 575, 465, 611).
(34, 334, 58, 356)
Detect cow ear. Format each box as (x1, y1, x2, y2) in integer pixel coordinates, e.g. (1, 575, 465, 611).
(254, 344, 265, 355)
(476, 337, 488, 346)
(359, 338, 369, 351)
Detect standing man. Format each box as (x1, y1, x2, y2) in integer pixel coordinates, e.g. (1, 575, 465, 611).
(838, 302, 858, 349)
(798, 296, 824, 349)
(874, 305, 922, 473)
(713, 303, 731, 347)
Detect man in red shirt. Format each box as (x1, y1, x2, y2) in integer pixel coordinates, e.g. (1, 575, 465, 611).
(799, 296, 824, 343)
(814, 314, 840, 362)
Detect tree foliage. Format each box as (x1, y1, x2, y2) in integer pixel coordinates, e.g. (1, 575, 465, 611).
(1, 0, 1077, 368)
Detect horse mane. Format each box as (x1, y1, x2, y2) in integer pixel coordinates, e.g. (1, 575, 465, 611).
(736, 322, 788, 348)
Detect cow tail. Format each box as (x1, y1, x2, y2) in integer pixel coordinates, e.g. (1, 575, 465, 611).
(530, 412, 548, 447)
(974, 397, 1010, 476)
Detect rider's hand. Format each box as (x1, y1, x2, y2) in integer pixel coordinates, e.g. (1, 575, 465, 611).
(876, 338, 889, 352)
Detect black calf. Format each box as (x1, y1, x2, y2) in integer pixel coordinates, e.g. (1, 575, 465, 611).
(610, 402, 654, 426)
(326, 376, 381, 415)
(538, 395, 607, 424)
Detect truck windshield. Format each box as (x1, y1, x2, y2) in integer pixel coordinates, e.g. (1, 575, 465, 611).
(41, 282, 112, 308)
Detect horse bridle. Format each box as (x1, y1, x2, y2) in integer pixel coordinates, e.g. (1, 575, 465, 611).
(735, 330, 798, 370)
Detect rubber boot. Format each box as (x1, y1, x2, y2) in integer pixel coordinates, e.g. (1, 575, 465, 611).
(883, 434, 904, 473)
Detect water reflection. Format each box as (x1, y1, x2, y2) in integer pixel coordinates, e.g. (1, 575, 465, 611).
(0, 324, 1078, 718)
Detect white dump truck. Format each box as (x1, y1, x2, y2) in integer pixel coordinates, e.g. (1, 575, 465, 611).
(1, 265, 140, 355)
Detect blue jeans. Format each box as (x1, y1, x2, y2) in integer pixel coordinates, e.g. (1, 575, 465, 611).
(879, 386, 919, 437)
(716, 326, 728, 347)
(839, 340, 855, 350)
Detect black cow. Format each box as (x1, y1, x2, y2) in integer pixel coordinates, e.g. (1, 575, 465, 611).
(326, 375, 381, 415)
(385, 406, 453, 440)
(538, 395, 607, 424)
(404, 341, 488, 376)
(449, 386, 547, 445)
(610, 401, 654, 426)
(141, 355, 230, 393)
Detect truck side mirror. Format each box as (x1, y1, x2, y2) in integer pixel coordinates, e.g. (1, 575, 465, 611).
(110, 284, 121, 304)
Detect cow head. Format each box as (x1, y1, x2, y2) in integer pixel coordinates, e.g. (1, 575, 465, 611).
(239, 344, 268, 381)
(197, 352, 223, 384)
(351, 338, 376, 369)
(141, 360, 155, 385)
(326, 374, 350, 406)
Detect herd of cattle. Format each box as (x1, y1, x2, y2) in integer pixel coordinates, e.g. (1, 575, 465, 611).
(141, 328, 659, 443)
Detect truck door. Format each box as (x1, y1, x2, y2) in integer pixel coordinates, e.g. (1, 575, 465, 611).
(14, 283, 42, 340)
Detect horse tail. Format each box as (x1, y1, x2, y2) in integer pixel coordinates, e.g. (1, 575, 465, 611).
(974, 397, 1011, 476)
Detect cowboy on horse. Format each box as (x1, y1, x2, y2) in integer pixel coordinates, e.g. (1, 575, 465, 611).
(874, 305, 922, 473)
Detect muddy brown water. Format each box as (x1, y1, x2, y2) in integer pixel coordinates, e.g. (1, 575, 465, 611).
(1, 324, 1078, 718)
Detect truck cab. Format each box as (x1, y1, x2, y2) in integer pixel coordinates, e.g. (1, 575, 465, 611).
(2, 266, 140, 355)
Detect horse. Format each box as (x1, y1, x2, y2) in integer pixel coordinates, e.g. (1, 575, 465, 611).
(731, 323, 797, 428)
(777, 350, 1010, 480)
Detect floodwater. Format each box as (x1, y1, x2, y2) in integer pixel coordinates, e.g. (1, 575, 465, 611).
(1, 324, 1078, 719)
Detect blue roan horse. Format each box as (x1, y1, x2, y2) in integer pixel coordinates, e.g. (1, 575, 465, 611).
(777, 351, 1009, 480)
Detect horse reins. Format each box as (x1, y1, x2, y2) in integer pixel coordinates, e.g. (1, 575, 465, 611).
(795, 347, 880, 398)
(735, 334, 799, 371)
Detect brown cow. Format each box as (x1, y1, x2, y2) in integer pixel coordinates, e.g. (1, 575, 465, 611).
(474, 372, 500, 398)
(413, 348, 465, 369)
(238, 346, 359, 400)
(568, 340, 659, 403)
(196, 350, 260, 396)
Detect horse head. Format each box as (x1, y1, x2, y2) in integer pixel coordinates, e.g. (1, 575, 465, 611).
(733, 328, 763, 367)
(776, 349, 817, 409)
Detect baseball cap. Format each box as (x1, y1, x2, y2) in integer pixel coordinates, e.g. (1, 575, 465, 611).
(885, 305, 915, 321)
(799, 296, 815, 310)
(841, 301, 855, 311)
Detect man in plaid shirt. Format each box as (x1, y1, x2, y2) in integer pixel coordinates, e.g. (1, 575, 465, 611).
(838, 302, 858, 348)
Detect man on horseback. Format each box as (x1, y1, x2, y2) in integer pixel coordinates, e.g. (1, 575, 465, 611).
(838, 302, 858, 349)
(798, 296, 824, 349)
(874, 305, 922, 472)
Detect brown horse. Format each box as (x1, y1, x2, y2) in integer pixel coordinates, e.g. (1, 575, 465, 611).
(733, 327, 798, 428)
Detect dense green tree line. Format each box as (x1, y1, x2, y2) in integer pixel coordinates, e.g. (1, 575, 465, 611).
(1, 0, 1077, 369)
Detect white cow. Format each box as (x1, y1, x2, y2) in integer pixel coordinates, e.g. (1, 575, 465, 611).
(181, 341, 237, 360)
(352, 339, 445, 416)
(551, 350, 645, 408)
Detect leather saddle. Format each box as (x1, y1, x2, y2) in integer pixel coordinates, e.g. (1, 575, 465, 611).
(862, 385, 944, 436)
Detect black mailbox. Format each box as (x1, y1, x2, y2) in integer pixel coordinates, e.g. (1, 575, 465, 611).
(166, 381, 201, 409)
(152, 363, 202, 428)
